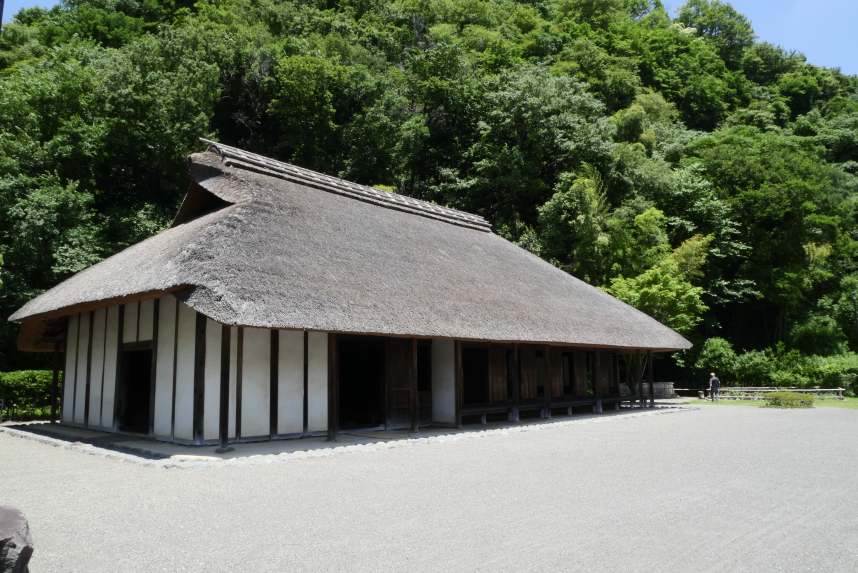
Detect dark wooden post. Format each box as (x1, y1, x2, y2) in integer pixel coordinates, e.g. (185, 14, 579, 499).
(192, 312, 206, 445)
(636, 349, 643, 408)
(84, 311, 94, 428)
(148, 298, 160, 437)
(327, 333, 339, 441)
(302, 331, 309, 434)
(543, 344, 552, 418)
(270, 330, 279, 440)
(594, 349, 603, 413)
(647, 349, 655, 407)
(217, 324, 233, 453)
(51, 342, 61, 424)
(454, 340, 463, 428)
(511, 343, 520, 422)
(235, 327, 244, 442)
(486, 342, 493, 405)
(410, 337, 418, 432)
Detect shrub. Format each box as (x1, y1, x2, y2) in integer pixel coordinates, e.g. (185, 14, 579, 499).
(0, 370, 54, 421)
(762, 391, 814, 408)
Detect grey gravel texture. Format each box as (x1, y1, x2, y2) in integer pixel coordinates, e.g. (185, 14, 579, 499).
(2, 406, 857, 572)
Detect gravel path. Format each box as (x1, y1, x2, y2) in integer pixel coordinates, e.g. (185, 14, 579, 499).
(2, 406, 857, 572)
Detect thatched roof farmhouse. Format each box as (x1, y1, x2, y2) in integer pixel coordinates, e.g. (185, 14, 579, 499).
(10, 140, 690, 448)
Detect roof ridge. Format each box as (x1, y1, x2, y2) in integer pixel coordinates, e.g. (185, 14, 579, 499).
(200, 139, 492, 231)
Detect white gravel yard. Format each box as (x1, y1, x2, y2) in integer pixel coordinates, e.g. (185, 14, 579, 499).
(2, 406, 857, 572)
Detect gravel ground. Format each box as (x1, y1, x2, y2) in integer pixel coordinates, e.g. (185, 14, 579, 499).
(1, 406, 857, 572)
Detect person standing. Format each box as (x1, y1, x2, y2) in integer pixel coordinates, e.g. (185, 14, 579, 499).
(709, 373, 721, 402)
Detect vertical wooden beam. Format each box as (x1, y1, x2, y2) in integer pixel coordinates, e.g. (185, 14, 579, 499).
(410, 337, 418, 433)
(170, 298, 179, 439)
(594, 349, 603, 413)
(511, 343, 520, 422)
(217, 324, 233, 453)
(51, 342, 61, 424)
(543, 344, 552, 418)
(614, 352, 621, 396)
(148, 298, 159, 437)
(83, 311, 94, 428)
(270, 330, 279, 440)
(112, 305, 125, 432)
(71, 314, 81, 424)
(636, 349, 643, 408)
(327, 333, 339, 441)
(302, 330, 309, 434)
(235, 327, 244, 442)
(647, 349, 655, 407)
(192, 312, 206, 445)
(454, 340, 463, 428)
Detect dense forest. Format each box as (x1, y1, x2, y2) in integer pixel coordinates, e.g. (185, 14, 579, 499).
(2, 0, 858, 388)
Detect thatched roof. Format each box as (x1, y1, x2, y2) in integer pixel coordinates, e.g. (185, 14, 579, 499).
(10, 141, 691, 351)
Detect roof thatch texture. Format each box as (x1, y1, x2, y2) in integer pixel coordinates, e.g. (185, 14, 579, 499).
(10, 142, 691, 351)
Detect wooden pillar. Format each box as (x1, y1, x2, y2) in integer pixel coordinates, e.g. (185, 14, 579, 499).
(170, 298, 179, 439)
(486, 342, 493, 405)
(51, 342, 61, 424)
(410, 337, 418, 433)
(511, 343, 520, 422)
(148, 298, 159, 437)
(454, 340, 463, 428)
(302, 331, 309, 434)
(543, 344, 551, 418)
(594, 349, 603, 413)
(192, 312, 206, 445)
(327, 333, 339, 441)
(636, 349, 643, 408)
(235, 327, 244, 442)
(216, 324, 233, 453)
(648, 349, 655, 407)
(83, 310, 94, 428)
(270, 330, 279, 440)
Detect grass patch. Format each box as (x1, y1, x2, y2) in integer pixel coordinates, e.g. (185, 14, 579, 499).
(684, 397, 858, 409)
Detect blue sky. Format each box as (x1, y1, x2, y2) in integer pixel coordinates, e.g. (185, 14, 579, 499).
(2, 0, 857, 75)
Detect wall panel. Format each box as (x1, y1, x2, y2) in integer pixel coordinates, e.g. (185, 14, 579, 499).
(74, 312, 90, 424)
(173, 301, 197, 441)
(431, 339, 456, 425)
(241, 327, 271, 439)
(123, 302, 138, 343)
(88, 308, 107, 428)
(203, 318, 222, 441)
(138, 299, 155, 341)
(278, 330, 304, 435)
(154, 296, 177, 437)
(307, 332, 328, 433)
(101, 306, 120, 429)
(62, 314, 80, 423)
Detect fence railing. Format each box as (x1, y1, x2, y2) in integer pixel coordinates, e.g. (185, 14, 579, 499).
(706, 387, 845, 400)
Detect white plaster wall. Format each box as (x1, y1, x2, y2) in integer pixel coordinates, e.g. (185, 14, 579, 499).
(88, 308, 107, 428)
(431, 338, 456, 425)
(307, 332, 327, 433)
(203, 318, 222, 441)
(241, 327, 270, 438)
(123, 302, 138, 343)
(138, 299, 155, 341)
(74, 312, 90, 425)
(101, 306, 120, 430)
(154, 296, 177, 438)
(173, 301, 197, 441)
(278, 330, 304, 435)
(62, 314, 79, 423)
(229, 327, 237, 439)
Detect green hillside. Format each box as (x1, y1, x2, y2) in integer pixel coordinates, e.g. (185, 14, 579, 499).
(2, 0, 858, 388)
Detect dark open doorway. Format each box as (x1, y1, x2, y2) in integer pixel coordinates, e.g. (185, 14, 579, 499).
(462, 347, 489, 404)
(338, 336, 385, 429)
(121, 349, 152, 433)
